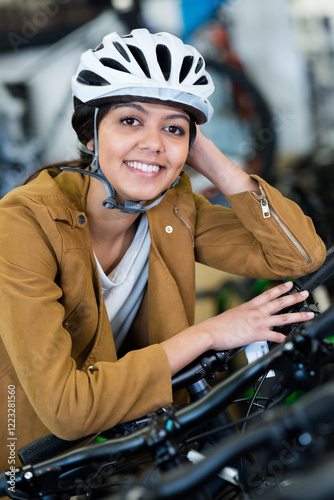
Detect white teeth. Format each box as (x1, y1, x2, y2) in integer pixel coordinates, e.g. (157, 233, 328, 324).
(126, 161, 160, 173)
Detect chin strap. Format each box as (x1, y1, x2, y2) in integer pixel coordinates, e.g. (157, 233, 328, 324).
(62, 108, 180, 214)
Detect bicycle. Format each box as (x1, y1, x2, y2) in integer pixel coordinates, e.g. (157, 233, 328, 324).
(1, 247, 334, 500)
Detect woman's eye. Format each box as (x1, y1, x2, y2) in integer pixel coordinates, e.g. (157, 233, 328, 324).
(165, 125, 184, 135)
(121, 117, 139, 126)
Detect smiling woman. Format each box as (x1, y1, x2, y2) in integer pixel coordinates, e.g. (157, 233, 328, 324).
(0, 28, 326, 472)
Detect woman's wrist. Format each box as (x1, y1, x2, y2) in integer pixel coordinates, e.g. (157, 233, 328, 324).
(160, 322, 214, 376)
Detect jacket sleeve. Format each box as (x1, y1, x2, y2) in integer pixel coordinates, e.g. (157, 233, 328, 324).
(0, 198, 172, 441)
(194, 175, 326, 280)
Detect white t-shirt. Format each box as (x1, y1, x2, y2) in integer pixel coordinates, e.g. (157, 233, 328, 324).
(94, 214, 151, 351)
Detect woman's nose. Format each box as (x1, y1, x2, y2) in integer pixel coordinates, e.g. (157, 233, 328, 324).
(137, 126, 165, 153)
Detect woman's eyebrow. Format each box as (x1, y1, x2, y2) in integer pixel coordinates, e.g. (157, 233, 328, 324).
(165, 114, 190, 123)
(114, 103, 148, 114)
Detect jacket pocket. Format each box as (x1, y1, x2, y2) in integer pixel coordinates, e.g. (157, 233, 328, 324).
(173, 207, 195, 247)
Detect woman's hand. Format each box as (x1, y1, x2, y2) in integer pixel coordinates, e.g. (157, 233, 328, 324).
(186, 126, 210, 173)
(205, 281, 313, 351)
(185, 126, 260, 195)
(162, 281, 313, 375)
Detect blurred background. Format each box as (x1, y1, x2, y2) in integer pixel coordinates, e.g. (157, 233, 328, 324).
(0, 0, 333, 317)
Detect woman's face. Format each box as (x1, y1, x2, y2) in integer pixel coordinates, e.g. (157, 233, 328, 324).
(87, 101, 190, 205)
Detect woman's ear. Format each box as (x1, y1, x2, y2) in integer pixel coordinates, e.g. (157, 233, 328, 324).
(87, 139, 94, 152)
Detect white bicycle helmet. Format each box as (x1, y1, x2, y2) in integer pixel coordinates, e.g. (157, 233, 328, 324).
(72, 28, 214, 124)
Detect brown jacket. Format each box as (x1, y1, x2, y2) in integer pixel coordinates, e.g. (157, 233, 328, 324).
(0, 168, 325, 471)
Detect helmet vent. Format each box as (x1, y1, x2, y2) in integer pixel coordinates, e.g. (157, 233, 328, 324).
(156, 44, 172, 81)
(195, 57, 204, 74)
(113, 41, 131, 62)
(179, 56, 194, 83)
(194, 75, 209, 86)
(93, 42, 104, 52)
(77, 70, 109, 86)
(100, 57, 130, 73)
(127, 45, 151, 78)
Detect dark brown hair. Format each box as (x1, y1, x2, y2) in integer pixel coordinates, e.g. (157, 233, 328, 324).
(71, 98, 114, 161)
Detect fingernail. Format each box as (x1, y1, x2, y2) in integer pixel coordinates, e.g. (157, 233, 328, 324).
(301, 290, 309, 296)
(284, 281, 292, 287)
(307, 312, 314, 318)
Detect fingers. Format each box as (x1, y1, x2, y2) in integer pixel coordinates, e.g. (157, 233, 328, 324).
(268, 289, 309, 316)
(249, 281, 315, 335)
(269, 310, 314, 328)
(252, 281, 310, 315)
(217, 281, 314, 350)
(251, 281, 294, 306)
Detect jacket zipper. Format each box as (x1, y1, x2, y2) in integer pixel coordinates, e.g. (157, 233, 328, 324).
(252, 185, 311, 263)
(174, 208, 195, 248)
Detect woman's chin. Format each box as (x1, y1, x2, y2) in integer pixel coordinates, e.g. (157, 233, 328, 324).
(116, 189, 168, 205)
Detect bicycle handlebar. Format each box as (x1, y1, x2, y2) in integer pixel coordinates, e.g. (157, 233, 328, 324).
(293, 246, 334, 293)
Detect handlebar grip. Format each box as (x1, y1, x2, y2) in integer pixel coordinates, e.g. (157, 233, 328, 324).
(18, 433, 92, 465)
(293, 246, 334, 293)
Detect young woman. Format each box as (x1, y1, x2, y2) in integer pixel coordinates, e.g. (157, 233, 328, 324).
(0, 29, 325, 471)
